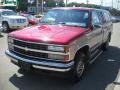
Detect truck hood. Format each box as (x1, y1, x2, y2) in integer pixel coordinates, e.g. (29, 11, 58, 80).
(3, 15, 26, 19)
(9, 24, 87, 45)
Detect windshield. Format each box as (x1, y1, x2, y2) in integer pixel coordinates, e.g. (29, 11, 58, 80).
(40, 9, 89, 28)
(2, 10, 17, 16)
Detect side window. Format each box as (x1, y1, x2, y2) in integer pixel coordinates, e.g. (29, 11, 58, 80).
(97, 11, 104, 24)
(92, 11, 100, 25)
(103, 12, 111, 22)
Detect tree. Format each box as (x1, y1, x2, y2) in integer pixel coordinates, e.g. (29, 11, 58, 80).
(46, 0, 56, 7)
(58, 0, 65, 7)
(38, 0, 65, 7)
(17, 0, 28, 11)
(68, 2, 120, 16)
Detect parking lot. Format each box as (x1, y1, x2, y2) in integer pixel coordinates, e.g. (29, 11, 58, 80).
(0, 23, 120, 90)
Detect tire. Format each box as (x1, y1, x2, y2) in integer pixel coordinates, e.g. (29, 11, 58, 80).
(102, 35, 110, 51)
(72, 52, 86, 82)
(2, 22, 10, 32)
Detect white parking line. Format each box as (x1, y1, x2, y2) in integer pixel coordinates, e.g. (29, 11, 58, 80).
(114, 70, 120, 90)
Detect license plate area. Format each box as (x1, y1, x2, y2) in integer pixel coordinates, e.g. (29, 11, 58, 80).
(19, 61, 31, 71)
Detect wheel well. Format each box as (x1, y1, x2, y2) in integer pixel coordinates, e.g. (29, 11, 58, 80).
(2, 21, 8, 25)
(74, 45, 90, 63)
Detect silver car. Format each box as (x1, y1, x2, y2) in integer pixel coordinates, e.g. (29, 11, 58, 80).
(0, 24, 3, 36)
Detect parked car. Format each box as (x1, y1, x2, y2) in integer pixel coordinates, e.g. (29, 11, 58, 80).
(21, 14, 38, 25)
(6, 7, 113, 81)
(0, 9, 28, 32)
(0, 25, 2, 36)
(111, 16, 120, 23)
(34, 13, 44, 20)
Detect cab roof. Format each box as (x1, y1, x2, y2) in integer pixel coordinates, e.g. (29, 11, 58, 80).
(52, 7, 108, 12)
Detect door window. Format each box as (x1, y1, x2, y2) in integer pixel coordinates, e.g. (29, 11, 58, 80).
(103, 12, 111, 22)
(92, 11, 100, 25)
(0, 13, 1, 17)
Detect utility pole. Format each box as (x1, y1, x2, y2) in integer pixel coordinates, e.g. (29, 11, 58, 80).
(65, 0, 67, 7)
(101, 0, 103, 6)
(112, 0, 113, 8)
(36, 0, 39, 14)
(65, 0, 69, 7)
(117, 0, 120, 9)
(86, 0, 89, 5)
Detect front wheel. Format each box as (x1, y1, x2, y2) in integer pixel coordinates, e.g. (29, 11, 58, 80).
(2, 22, 10, 32)
(72, 52, 86, 82)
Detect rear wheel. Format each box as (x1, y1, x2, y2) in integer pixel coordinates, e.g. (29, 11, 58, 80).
(2, 22, 10, 32)
(18, 65, 32, 74)
(102, 34, 111, 51)
(72, 52, 86, 82)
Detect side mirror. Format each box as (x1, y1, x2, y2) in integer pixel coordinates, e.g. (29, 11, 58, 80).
(91, 24, 102, 30)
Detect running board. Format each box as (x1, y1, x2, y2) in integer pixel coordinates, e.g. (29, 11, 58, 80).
(89, 50, 103, 64)
(90, 49, 100, 58)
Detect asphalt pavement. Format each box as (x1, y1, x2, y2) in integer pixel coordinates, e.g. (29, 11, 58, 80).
(0, 23, 120, 90)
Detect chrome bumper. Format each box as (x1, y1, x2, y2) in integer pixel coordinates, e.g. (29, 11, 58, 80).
(5, 50, 74, 72)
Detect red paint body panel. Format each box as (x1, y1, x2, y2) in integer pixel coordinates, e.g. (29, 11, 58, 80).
(53, 7, 93, 10)
(9, 8, 92, 45)
(28, 19, 38, 25)
(9, 24, 86, 45)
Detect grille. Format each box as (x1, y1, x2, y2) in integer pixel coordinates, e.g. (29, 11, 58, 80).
(14, 39, 47, 50)
(14, 47, 48, 58)
(17, 19, 26, 23)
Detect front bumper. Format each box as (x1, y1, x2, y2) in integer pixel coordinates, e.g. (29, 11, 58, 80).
(5, 50, 74, 72)
(9, 23, 28, 29)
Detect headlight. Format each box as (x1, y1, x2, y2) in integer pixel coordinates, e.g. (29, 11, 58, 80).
(8, 44, 14, 50)
(48, 54, 69, 61)
(10, 19, 17, 23)
(8, 37, 14, 43)
(48, 46, 64, 52)
(48, 54, 64, 60)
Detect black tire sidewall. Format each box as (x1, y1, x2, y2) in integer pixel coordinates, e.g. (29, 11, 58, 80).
(2, 22, 9, 32)
(102, 36, 110, 51)
(73, 52, 86, 81)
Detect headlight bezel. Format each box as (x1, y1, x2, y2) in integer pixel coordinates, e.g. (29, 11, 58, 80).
(10, 19, 17, 23)
(48, 54, 64, 60)
(8, 44, 14, 50)
(47, 45, 70, 61)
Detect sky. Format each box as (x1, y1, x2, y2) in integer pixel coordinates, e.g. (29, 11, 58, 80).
(67, 0, 118, 9)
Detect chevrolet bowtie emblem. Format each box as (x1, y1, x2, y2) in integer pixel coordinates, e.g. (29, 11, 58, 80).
(25, 47, 28, 51)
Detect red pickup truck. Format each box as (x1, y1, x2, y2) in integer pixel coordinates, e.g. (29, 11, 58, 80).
(6, 7, 113, 81)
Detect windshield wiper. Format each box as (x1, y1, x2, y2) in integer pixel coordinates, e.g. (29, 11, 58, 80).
(57, 22, 66, 25)
(40, 21, 85, 27)
(57, 22, 84, 27)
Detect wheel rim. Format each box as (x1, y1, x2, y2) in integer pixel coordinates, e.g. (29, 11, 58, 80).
(76, 60, 85, 77)
(2, 24, 7, 32)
